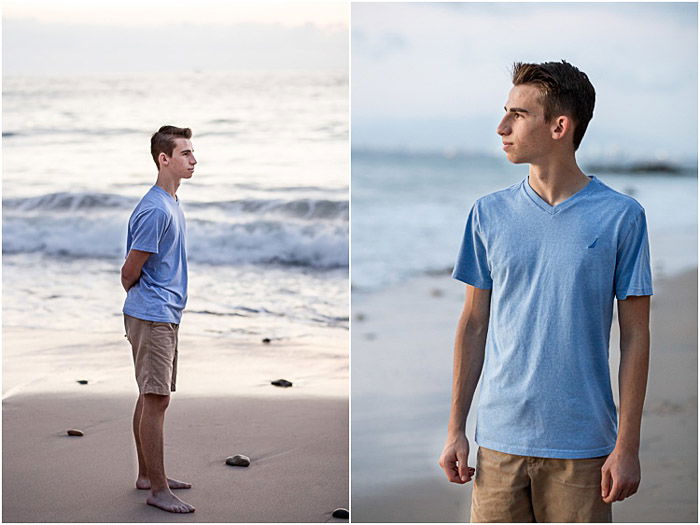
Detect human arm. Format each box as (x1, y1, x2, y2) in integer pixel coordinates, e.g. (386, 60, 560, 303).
(438, 284, 491, 484)
(121, 249, 152, 292)
(601, 295, 650, 503)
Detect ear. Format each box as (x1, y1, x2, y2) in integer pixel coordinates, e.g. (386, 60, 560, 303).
(159, 152, 169, 168)
(551, 115, 573, 143)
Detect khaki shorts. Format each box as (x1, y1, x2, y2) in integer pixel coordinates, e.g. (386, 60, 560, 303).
(124, 314, 179, 396)
(471, 446, 612, 523)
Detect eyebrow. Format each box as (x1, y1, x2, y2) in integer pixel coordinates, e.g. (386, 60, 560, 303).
(180, 149, 194, 154)
(504, 106, 530, 113)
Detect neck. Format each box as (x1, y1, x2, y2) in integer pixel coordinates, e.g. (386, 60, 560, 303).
(155, 173, 180, 198)
(527, 153, 589, 206)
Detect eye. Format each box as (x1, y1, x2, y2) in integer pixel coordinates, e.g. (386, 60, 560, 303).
(513, 113, 521, 119)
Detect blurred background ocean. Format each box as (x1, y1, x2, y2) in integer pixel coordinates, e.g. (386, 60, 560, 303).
(352, 150, 697, 291)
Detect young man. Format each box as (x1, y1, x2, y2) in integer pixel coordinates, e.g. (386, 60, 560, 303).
(439, 61, 652, 522)
(122, 125, 197, 513)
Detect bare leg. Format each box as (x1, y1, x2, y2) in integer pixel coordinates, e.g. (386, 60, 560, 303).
(140, 393, 194, 513)
(133, 394, 148, 482)
(134, 393, 192, 490)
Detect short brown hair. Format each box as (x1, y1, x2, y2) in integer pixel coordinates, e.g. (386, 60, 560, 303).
(150, 125, 192, 169)
(512, 61, 595, 150)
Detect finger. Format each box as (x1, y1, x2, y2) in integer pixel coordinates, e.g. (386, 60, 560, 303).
(466, 467, 476, 482)
(459, 464, 475, 483)
(616, 486, 628, 502)
(600, 468, 612, 499)
(604, 476, 622, 504)
(442, 455, 461, 483)
(620, 483, 636, 501)
(457, 451, 470, 482)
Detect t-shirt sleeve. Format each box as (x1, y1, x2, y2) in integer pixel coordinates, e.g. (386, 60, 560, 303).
(614, 207, 653, 300)
(129, 208, 169, 254)
(452, 202, 492, 289)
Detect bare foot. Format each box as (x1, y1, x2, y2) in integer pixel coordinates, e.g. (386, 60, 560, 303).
(146, 489, 195, 513)
(136, 476, 192, 490)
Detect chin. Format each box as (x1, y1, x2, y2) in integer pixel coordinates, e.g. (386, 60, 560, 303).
(504, 153, 521, 165)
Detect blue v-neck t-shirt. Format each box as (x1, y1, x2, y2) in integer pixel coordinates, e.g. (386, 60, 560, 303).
(452, 175, 653, 458)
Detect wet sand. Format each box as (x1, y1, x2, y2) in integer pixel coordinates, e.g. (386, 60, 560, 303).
(351, 268, 697, 523)
(3, 329, 348, 522)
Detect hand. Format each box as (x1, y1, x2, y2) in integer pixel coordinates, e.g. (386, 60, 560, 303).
(601, 447, 641, 503)
(439, 433, 476, 484)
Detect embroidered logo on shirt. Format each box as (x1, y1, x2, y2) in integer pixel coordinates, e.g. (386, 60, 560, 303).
(588, 238, 598, 249)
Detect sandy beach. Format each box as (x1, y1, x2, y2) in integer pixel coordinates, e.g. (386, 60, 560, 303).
(351, 268, 697, 523)
(3, 329, 348, 523)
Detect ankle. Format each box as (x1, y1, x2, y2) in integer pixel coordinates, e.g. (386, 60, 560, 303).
(150, 486, 170, 496)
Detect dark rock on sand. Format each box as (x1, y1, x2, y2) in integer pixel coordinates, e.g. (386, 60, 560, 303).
(262, 338, 271, 344)
(77, 380, 88, 385)
(67, 429, 84, 436)
(226, 454, 251, 467)
(430, 288, 444, 297)
(332, 508, 349, 519)
(271, 379, 293, 387)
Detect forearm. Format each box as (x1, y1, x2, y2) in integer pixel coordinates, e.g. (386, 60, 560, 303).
(121, 268, 141, 292)
(447, 314, 487, 436)
(616, 327, 650, 452)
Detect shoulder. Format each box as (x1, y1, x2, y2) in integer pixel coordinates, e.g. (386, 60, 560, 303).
(141, 188, 175, 213)
(589, 176, 646, 218)
(131, 197, 171, 224)
(473, 180, 522, 213)
(591, 177, 644, 213)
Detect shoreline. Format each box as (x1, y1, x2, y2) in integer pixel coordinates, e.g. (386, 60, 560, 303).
(3, 325, 348, 400)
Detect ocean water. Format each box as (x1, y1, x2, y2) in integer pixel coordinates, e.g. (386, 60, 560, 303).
(3, 71, 348, 341)
(352, 149, 697, 291)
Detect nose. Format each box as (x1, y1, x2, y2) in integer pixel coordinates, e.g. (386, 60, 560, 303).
(497, 115, 510, 137)
(190, 155, 197, 165)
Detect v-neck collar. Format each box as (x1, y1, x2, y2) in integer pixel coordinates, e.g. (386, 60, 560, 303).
(522, 175, 597, 215)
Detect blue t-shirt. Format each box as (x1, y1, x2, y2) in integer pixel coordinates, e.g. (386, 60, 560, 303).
(453, 175, 653, 459)
(123, 185, 188, 324)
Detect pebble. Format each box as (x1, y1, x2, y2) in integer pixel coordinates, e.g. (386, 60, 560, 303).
(271, 379, 293, 387)
(262, 338, 271, 344)
(77, 380, 88, 385)
(354, 313, 366, 321)
(332, 508, 349, 519)
(226, 454, 250, 467)
(67, 429, 84, 436)
(430, 288, 444, 297)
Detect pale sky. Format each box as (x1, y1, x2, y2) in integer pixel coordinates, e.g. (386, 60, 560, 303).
(352, 2, 698, 162)
(2, 0, 348, 29)
(2, 0, 348, 73)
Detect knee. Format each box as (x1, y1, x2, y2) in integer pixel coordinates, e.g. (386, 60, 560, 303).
(144, 393, 170, 411)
